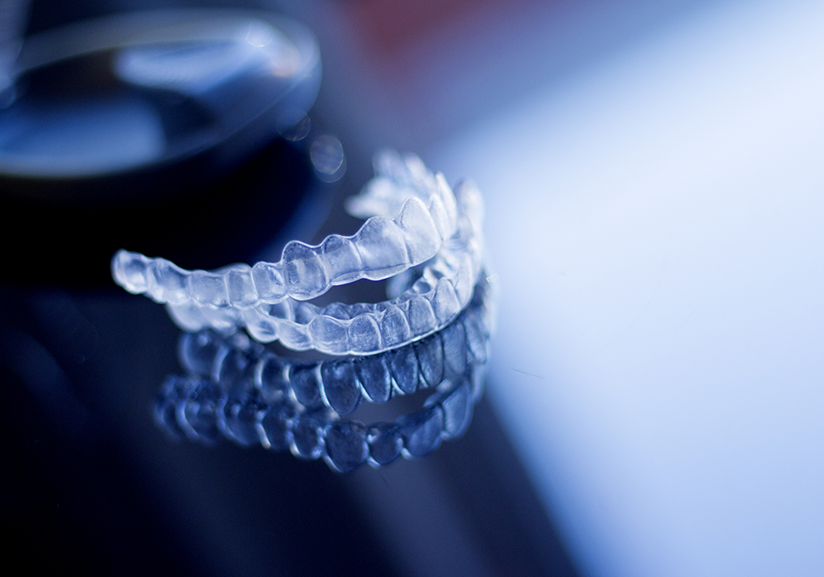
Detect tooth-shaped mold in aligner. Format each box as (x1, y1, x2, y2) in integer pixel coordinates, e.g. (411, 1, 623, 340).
(112, 151, 460, 308)
(158, 274, 496, 470)
(165, 184, 485, 355)
(176, 276, 494, 416)
(155, 363, 486, 472)
(157, 354, 489, 470)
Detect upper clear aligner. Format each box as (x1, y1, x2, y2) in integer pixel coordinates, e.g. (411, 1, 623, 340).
(112, 151, 460, 305)
(110, 151, 485, 355)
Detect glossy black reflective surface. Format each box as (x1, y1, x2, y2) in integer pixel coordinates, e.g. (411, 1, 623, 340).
(1, 280, 576, 576)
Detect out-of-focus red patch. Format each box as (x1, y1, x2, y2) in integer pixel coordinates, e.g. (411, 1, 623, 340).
(347, 0, 507, 57)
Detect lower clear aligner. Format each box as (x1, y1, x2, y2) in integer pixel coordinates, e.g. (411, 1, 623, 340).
(157, 274, 496, 472)
(177, 274, 495, 415)
(165, 181, 484, 355)
(112, 151, 461, 306)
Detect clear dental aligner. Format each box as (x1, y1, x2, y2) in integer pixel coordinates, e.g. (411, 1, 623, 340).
(165, 178, 485, 355)
(155, 356, 487, 473)
(177, 276, 494, 415)
(112, 151, 461, 306)
(111, 151, 486, 356)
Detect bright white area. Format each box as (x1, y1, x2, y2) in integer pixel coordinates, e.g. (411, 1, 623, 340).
(429, 1, 824, 576)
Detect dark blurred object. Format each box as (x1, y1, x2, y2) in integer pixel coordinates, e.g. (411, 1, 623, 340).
(0, 135, 325, 287)
(0, 10, 324, 287)
(0, 11, 320, 197)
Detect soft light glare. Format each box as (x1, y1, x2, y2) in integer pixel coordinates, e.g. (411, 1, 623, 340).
(431, 0, 824, 576)
(245, 22, 274, 47)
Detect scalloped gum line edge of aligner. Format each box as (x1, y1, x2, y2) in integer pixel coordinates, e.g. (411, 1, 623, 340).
(111, 159, 461, 308)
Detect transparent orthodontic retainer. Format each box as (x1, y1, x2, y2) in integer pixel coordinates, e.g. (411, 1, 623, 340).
(113, 151, 487, 356)
(156, 276, 495, 472)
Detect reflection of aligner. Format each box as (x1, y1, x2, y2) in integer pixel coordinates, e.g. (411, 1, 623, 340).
(112, 151, 485, 355)
(156, 364, 485, 472)
(154, 277, 494, 472)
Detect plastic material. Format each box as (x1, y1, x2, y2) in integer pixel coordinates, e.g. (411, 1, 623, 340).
(155, 359, 486, 473)
(154, 276, 495, 471)
(113, 151, 486, 355)
(176, 275, 494, 415)
(112, 151, 460, 304)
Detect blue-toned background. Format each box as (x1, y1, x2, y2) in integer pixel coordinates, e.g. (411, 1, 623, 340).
(3, 1, 822, 576)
